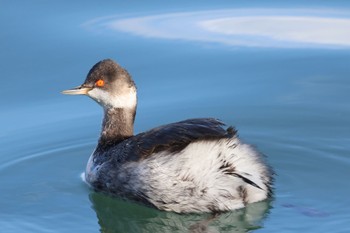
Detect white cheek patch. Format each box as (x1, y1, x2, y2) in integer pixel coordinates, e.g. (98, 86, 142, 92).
(88, 87, 137, 109)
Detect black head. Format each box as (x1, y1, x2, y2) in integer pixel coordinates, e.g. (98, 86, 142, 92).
(62, 59, 137, 110)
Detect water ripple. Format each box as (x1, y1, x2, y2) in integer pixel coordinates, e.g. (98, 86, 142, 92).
(0, 140, 93, 171)
(84, 8, 350, 48)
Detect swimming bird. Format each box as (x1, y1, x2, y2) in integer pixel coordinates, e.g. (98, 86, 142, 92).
(62, 59, 273, 213)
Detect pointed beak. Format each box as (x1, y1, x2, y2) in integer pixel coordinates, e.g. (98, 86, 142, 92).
(61, 86, 93, 95)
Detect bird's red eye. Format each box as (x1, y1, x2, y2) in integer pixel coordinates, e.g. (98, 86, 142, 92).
(95, 79, 105, 87)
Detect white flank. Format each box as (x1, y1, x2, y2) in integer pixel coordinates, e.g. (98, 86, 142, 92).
(132, 138, 271, 213)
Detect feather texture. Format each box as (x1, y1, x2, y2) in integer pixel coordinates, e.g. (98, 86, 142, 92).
(86, 118, 273, 213)
(128, 118, 236, 159)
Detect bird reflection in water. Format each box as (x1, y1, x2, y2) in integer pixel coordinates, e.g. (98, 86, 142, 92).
(89, 192, 272, 233)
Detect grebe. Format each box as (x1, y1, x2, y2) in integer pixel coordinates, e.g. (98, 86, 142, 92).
(62, 59, 273, 213)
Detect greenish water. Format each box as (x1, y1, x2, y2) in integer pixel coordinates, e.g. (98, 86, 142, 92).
(1, 1, 350, 232)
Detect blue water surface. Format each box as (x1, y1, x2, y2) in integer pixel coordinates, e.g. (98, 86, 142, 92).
(1, 1, 350, 232)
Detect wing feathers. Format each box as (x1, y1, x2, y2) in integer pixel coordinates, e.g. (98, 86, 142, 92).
(129, 118, 236, 159)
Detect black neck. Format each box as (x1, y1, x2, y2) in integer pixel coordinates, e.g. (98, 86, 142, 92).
(98, 107, 136, 147)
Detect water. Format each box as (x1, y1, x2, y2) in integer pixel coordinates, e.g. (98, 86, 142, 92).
(1, 1, 350, 232)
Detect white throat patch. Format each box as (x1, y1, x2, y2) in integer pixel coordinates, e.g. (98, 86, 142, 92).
(88, 87, 137, 109)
